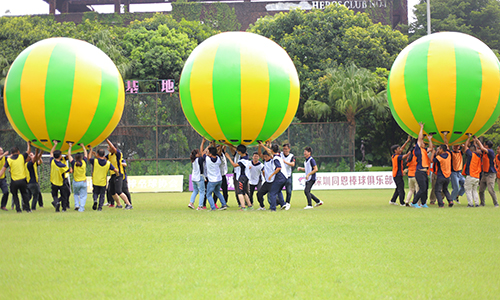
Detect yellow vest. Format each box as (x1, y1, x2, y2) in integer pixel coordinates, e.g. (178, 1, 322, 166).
(7, 154, 27, 181)
(0, 157, 5, 179)
(92, 158, 111, 187)
(107, 152, 123, 175)
(26, 161, 39, 183)
(73, 159, 87, 182)
(50, 159, 69, 186)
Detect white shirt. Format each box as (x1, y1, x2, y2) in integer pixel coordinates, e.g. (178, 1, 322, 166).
(191, 157, 204, 182)
(220, 154, 228, 176)
(281, 152, 295, 178)
(234, 156, 251, 180)
(249, 161, 264, 185)
(263, 158, 275, 183)
(205, 155, 222, 182)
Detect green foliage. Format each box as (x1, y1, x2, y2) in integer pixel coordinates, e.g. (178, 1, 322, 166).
(172, 2, 241, 31)
(249, 6, 407, 117)
(410, 0, 500, 49)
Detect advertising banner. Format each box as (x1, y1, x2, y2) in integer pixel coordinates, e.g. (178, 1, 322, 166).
(292, 171, 395, 190)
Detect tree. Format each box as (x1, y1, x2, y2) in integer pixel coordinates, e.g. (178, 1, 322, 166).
(409, 0, 500, 50)
(304, 63, 387, 170)
(249, 5, 408, 119)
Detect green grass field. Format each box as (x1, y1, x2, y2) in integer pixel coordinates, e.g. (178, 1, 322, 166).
(1, 190, 499, 299)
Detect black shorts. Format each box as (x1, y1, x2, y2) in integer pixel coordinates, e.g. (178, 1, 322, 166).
(237, 176, 249, 195)
(109, 174, 123, 195)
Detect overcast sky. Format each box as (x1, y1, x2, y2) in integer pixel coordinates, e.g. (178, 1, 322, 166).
(0, 0, 420, 23)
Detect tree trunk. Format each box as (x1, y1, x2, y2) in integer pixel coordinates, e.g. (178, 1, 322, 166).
(348, 118, 356, 172)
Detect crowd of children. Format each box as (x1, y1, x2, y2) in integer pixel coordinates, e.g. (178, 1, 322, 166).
(188, 138, 324, 211)
(391, 123, 499, 208)
(0, 139, 132, 213)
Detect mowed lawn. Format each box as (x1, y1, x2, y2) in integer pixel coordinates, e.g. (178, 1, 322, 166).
(1, 189, 499, 299)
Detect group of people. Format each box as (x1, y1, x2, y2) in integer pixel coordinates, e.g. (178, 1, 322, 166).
(188, 138, 324, 211)
(0, 139, 133, 213)
(391, 123, 499, 208)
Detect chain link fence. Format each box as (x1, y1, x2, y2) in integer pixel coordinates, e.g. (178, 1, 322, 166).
(0, 92, 353, 191)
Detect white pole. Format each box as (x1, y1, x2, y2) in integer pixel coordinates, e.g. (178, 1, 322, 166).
(427, 0, 431, 35)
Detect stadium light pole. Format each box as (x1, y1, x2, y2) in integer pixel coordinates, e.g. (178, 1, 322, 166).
(427, 0, 431, 35)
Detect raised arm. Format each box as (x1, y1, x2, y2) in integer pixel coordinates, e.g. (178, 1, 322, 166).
(224, 151, 238, 167)
(0, 150, 8, 160)
(87, 145, 93, 160)
(200, 137, 206, 155)
(417, 122, 425, 147)
(257, 144, 264, 159)
(80, 143, 88, 159)
(106, 139, 117, 154)
(26, 141, 31, 155)
(464, 134, 472, 152)
(401, 135, 411, 151)
(34, 148, 43, 165)
(50, 140, 58, 158)
(258, 141, 272, 155)
(67, 143, 74, 162)
(427, 134, 435, 159)
(223, 141, 236, 155)
(443, 131, 449, 147)
(474, 136, 488, 152)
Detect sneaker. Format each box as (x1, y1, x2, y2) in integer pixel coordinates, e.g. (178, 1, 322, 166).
(116, 205, 123, 209)
(285, 203, 291, 210)
(400, 203, 406, 207)
(97, 207, 102, 211)
(315, 201, 323, 207)
(257, 207, 266, 211)
(104, 203, 110, 206)
(410, 203, 421, 208)
(479, 204, 485, 207)
(280, 204, 286, 210)
(109, 204, 115, 208)
(389, 201, 397, 205)
(188, 203, 195, 209)
(125, 205, 133, 210)
(495, 204, 499, 208)
(304, 206, 314, 209)
(218, 205, 228, 211)
(420, 204, 429, 208)
(215, 204, 219, 209)
(475, 204, 480, 207)
(456, 199, 461, 205)
(467, 204, 474, 207)
(1, 207, 7, 211)
(405, 203, 410, 207)
(74, 207, 79, 211)
(202, 206, 207, 210)
(247, 206, 254, 210)
(196, 207, 204, 211)
(92, 202, 97, 210)
(51, 201, 57, 208)
(448, 201, 454, 207)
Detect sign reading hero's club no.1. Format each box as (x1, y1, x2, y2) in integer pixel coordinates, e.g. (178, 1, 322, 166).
(311, 0, 388, 10)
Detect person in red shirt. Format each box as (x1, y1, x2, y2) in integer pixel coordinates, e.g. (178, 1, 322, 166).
(390, 136, 411, 206)
(475, 136, 499, 207)
(463, 135, 482, 207)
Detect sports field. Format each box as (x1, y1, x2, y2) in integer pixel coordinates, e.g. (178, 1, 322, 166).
(1, 189, 499, 299)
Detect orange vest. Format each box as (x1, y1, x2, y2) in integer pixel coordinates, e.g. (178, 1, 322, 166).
(466, 152, 482, 179)
(421, 147, 430, 168)
(495, 154, 500, 179)
(436, 153, 452, 178)
(392, 154, 403, 177)
(407, 153, 417, 177)
(451, 151, 463, 172)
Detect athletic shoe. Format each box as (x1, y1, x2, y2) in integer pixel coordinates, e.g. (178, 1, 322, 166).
(215, 204, 219, 209)
(475, 204, 480, 207)
(109, 204, 115, 208)
(285, 203, 291, 210)
(400, 203, 406, 207)
(188, 203, 195, 209)
(495, 204, 499, 208)
(116, 205, 123, 209)
(125, 205, 133, 210)
(247, 206, 254, 210)
(456, 199, 461, 204)
(389, 201, 397, 205)
(218, 206, 228, 211)
(74, 207, 79, 211)
(104, 203, 110, 206)
(202, 206, 207, 210)
(315, 201, 324, 207)
(448, 201, 454, 207)
(0, 207, 7, 211)
(479, 204, 485, 207)
(51, 201, 57, 208)
(92, 202, 97, 210)
(410, 203, 421, 208)
(280, 204, 286, 210)
(196, 207, 204, 211)
(97, 207, 102, 211)
(405, 203, 410, 207)
(304, 206, 314, 209)
(420, 204, 429, 208)
(467, 204, 474, 207)
(257, 207, 266, 211)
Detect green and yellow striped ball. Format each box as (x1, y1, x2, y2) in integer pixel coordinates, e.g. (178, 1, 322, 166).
(3, 37, 124, 153)
(388, 32, 500, 145)
(179, 32, 300, 145)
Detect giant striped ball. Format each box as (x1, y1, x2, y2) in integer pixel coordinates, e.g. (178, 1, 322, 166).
(179, 32, 300, 145)
(3, 37, 125, 153)
(387, 32, 500, 145)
